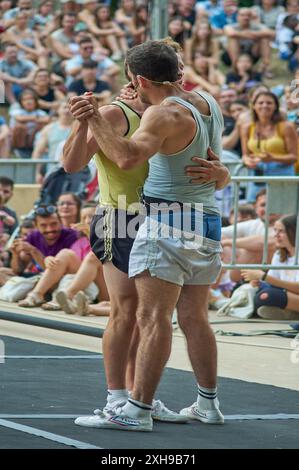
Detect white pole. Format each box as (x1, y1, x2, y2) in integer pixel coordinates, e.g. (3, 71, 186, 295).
(150, 0, 169, 40)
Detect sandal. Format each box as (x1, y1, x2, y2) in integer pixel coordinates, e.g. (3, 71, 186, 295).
(74, 291, 90, 316)
(18, 292, 44, 308)
(41, 301, 61, 311)
(56, 291, 77, 315)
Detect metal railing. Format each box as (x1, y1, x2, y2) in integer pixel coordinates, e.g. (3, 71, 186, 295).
(0, 159, 57, 184)
(223, 176, 299, 270)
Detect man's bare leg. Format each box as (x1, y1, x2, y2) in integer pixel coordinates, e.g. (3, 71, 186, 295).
(227, 38, 240, 66)
(102, 261, 138, 390)
(129, 273, 181, 406)
(176, 285, 217, 388)
(176, 284, 224, 423)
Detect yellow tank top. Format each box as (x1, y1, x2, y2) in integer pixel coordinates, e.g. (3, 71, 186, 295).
(93, 101, 148, 212)
(247, 122, 287, 158)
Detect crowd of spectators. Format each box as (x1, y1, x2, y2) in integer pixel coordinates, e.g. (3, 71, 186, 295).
(0, 0, 298, 320)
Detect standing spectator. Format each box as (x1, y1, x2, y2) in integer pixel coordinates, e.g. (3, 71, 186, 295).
(32, 68, 66, 114)
(67, 60, 111, 101)
(224, 7, 273, 76)
(242, 214, 299, 320)
(32, 101, 73, 183)
(0, 117, 10, 158)
(9, 88, 49, 158)
(184, 20, 220, 65)
(0, 43, 37, 103)
(240, 91, 298, 202)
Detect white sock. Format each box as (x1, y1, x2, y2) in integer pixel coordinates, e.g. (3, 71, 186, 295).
(107, 389, 128, 405)
(122, 398, 152, 418)
(197, 385, 218, 410)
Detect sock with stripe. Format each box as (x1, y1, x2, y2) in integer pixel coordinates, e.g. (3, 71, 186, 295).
(107, 389, 128, 406)
(122, 398, 152, 418)
(197, 385, 218, 410)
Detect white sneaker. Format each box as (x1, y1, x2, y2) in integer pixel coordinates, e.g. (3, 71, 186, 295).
(74, 291, 89, 316)
(180, 401, 224, 424)
(75, 407, 153, 432)
(151, 399, 189, 423)
(103, 398, 128, 416)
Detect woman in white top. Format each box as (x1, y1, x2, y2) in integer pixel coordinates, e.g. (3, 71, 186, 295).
(242, 214, 299, 320)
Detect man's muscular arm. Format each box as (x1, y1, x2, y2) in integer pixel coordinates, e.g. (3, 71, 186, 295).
(88, 103, 167, 170)
(63, 97, 128, 173)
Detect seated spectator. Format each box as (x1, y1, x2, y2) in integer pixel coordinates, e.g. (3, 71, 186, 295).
(11, 203, 78, 277)
(242, 214, 299, 320)
(32, 101, 73, 183)
(0, 0, 14, 22)
(226, 54, 263, 95)
(229, 203, 257, 225)
(50, 12, 78, 73)
(223, 99, 249, 157)
(1, 0, 37, 29)
(9, 88, 49, 158)
(35, 0, 55, 30)
(210, 0, 238, 36)
(277, 14, 298, 63)
(196, 0, 224, 21)
(184, 20, 220, 66)
(184, 52, 225, 96)
(3, 10, 49, 68)
(57, 192, 81, 228)
(65, 36, 119, 88)
(0, 116, 10, 158)
(115, 0, 137, 46)
(128, 3, 149, 46)
(0, 176, 18, 249)
(221, 188, 278, 282)
(218, 85, 238, 134)
(176, 0, 197, 37)
(240, 90, 298, 202)
(17, 202, 105, 309)
(168, 16, 187, 49)
(253, 0, 285, 32)
(0, 217, 36, 284)
(67, 60, 111, 102)
(95, 3, 128, 60)
(224, 8, 273, 76)
(0, 43, 37, 104)
(32, 68, 66, 114)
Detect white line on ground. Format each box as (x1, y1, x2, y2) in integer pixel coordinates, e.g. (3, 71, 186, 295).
(1, 355, 102, 359)
(0, 419, 102, 449)
(0, 414, 299, 421)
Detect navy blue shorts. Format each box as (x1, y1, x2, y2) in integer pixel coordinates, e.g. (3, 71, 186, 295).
(90, 208, 142, 274)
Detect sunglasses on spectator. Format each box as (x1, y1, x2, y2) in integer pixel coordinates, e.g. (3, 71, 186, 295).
(34, 205, 57, 216)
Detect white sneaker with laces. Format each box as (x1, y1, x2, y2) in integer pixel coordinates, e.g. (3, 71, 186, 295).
(180, 400, 224, 424)
(151, 399, 189, 423)
(75, 407, 153, 432)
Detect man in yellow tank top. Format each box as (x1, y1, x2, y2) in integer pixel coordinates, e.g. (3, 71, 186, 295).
(63, 42, 231, 432)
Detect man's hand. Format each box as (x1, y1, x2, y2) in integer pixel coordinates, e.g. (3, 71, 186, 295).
(15, 241, 35, 254)
(45, 256, 59, 269)
(185, 147, 231, 187)
(115, 82, 137, 101)
(69, 94, 96, 121)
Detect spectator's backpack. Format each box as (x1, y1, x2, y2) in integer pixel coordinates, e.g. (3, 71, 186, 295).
(38, 166, 91, 205)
